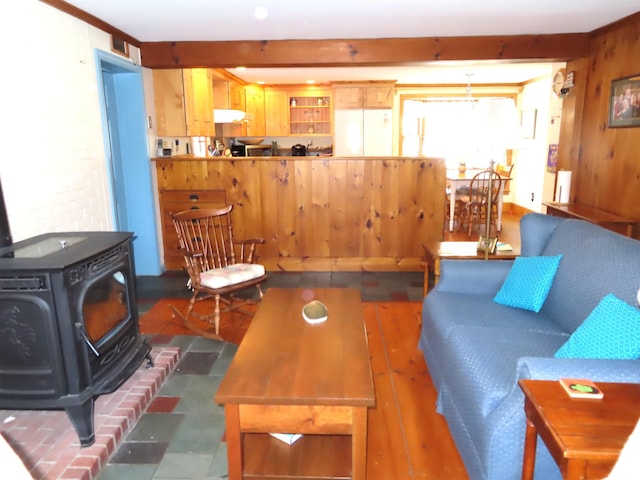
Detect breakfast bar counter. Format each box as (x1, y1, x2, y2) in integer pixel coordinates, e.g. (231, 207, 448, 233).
(153, 155, 446, 271)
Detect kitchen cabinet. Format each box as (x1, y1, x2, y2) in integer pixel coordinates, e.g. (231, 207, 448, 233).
(244, 85, 266, 137)
(265, 88, 289, 136)
(158, 189, 227, 269)
(333, 83, 395, 109)
(288, 87, 332, 136)
(229, 82, 245, 110)
(184, 68, 215, 136)
(153, 68, 214, 137)
(213, 75, 245, 111)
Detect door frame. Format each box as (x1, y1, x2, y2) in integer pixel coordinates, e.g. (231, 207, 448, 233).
(95, 50, 162, 275)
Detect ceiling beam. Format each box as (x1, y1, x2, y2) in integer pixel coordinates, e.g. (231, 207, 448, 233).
(140, 34, 590, 69)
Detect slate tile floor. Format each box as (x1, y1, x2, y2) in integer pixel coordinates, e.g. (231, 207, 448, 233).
(96, 335, 235, 480)
(97, 271, 424, 480)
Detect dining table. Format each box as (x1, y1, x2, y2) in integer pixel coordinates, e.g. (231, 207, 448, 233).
(446, 169, 510, 232)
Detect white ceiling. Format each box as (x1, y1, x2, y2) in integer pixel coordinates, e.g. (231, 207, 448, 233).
(64, 0, 639, 85)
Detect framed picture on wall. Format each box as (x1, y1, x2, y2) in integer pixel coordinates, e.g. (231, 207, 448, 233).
(608, 74, 640, 127)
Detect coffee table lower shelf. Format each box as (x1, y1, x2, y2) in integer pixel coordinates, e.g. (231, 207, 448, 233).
(243, 433, 352, 479)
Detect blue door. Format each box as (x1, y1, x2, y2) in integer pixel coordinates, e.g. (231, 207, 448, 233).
(96, 51, 162, 275)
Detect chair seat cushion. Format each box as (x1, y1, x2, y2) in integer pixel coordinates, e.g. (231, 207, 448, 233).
(200, 263, 265, 289)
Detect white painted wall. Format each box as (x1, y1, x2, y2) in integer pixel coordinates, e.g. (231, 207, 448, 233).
(513, 63, 564, 212)
(0, 1, 140, 242)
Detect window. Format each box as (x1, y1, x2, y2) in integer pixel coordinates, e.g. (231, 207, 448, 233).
(401, 96, 520, 169)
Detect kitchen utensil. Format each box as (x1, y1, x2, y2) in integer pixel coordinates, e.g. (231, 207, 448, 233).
(291, 144, 307, 156)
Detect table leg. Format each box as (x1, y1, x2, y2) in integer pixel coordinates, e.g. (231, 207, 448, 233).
(449, 187, 456, 231)
(522, 413, 537, 480)
(423, 263, 430, 298)
(352, 407, 368, 480)
(433, 258, 441, 287)
(225, 404, 243, 480)
(497, 183, 504, 231)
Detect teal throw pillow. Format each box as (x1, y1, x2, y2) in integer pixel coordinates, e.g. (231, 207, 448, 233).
(493, 255, 562, 312)
(554, 293, 640, 359)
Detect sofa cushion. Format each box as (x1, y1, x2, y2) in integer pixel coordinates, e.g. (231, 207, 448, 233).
(445, 326, 566, 418)
(554, 294, 640, 359)
(493, 255, 562, 312)
(420, 291, 565, 391)
(539, 219, 640, 333)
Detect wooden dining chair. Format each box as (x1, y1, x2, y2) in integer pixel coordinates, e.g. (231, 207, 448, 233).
(458, 170, 502, 237)
(171, 205, 267, 340)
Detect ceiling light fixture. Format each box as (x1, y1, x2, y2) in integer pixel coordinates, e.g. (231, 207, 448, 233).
(254, 6, 268, 20)
(306, 80, 315, 84)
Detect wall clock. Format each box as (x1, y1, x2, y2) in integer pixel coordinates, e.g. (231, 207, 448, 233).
(552, 68, 566, 96)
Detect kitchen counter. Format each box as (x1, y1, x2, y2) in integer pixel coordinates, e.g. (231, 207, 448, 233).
(153, 156, 446, 271)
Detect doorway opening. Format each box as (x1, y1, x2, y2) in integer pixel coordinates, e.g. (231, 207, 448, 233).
(95, 50, 162, 275)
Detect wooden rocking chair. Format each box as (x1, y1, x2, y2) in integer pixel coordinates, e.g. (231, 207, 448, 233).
(171, 205, 267, 340)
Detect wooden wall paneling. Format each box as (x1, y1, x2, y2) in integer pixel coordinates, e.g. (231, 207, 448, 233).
(380, 159, 401, 256)
(153, 157, 446, 271)
(257, 161, 281, 261)
(557, 57, 588, 206)
(346, 160, 366, 257)
(228, 160, 261, 243)
(293, 159, 313, 257)
(363, 160, 384, 258)
(397, 159, 421, 257)
(276, 160, 296, 260)
(328, 160, 350, 257)
(575, 16, 640, 228)
(311, 160, 331, 258)
(415, 158, 446, 247)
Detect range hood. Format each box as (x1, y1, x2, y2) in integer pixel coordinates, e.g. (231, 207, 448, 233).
(213, 109, 246, 123)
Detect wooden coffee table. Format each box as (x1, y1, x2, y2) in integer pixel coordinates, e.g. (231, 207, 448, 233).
(215, 288, 375, 480)
(422, 241, 520, 297)
(519, 380, 640, 480)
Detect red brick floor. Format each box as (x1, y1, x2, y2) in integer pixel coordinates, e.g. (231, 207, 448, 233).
(0, 347, 180, 480)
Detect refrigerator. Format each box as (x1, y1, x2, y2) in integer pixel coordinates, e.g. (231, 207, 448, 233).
(334, 109, 392, 156)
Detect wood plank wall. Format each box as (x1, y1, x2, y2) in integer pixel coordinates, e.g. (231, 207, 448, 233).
(559, 13, 640, 238)
(155, 157, 446, 271)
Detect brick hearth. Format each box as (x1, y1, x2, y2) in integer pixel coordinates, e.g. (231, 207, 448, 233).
(0, 347, 181, 480)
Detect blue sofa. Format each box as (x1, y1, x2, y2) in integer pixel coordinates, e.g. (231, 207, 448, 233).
(419, 213, 640, 480)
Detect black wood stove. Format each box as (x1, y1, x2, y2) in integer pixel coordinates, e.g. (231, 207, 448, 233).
(0, 230, 152, 446)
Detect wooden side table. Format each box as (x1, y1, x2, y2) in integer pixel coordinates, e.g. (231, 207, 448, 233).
(543, 202, 637, 238)
(422, 241, 520, 297)
(519, 380, 640, 480)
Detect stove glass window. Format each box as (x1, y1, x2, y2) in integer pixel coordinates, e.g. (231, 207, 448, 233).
(83, 271, 129, 343)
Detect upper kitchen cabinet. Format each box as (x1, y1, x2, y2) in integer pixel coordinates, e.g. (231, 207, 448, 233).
(212, 72, 247, 136)
(153, 68, 214, 137)
(288, 86, 332, 136)
(333, 83, 395, 109)
(264, 88, 289, 136)
(184, 69, 215, 136)
(212, 72, 246, 111)
(244, 85, 266, 137)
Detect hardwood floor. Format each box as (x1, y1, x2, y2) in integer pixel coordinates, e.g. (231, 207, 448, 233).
(138, 213, 523, 479)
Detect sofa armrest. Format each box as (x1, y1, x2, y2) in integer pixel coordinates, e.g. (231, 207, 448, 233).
(434, 259, 514, 295)
(517, 357, 640, 384)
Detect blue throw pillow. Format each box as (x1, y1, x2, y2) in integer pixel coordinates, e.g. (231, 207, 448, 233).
(493, 255, 562, 312)
(554, 294, 640, 359)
